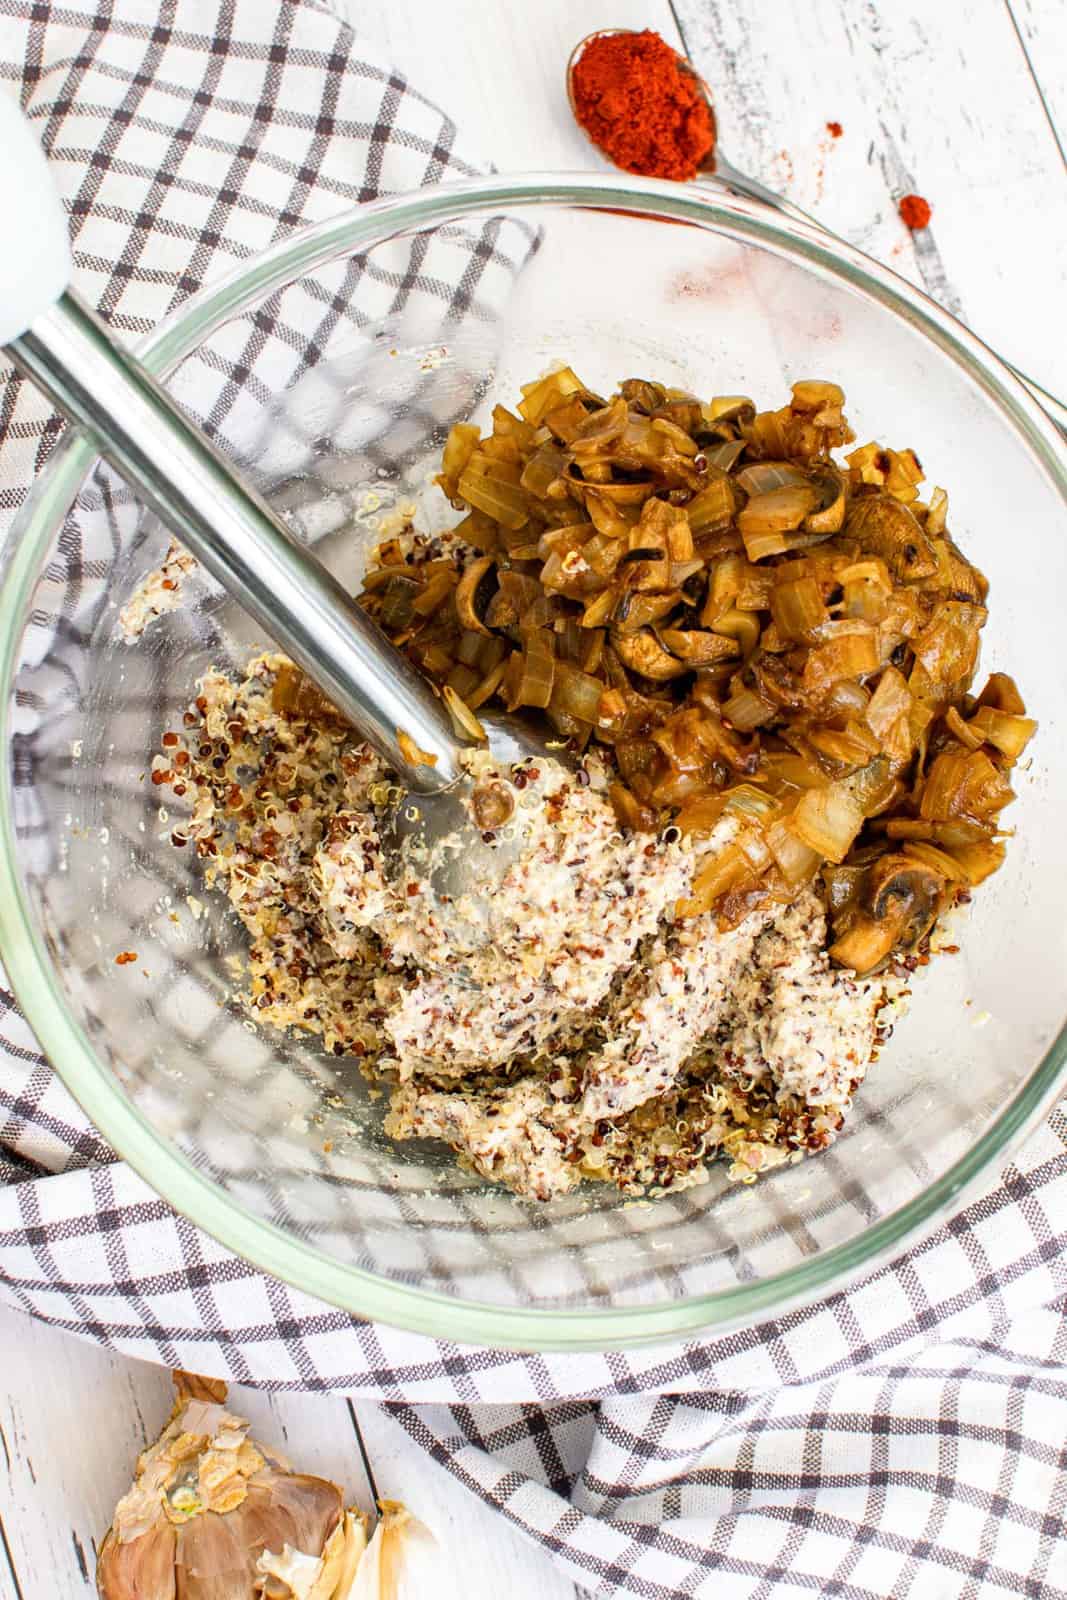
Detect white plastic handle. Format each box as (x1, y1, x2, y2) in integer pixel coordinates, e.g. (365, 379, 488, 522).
(0, 95, 72, 345)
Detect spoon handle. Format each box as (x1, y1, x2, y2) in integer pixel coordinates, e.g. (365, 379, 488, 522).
(707, 154, 1067, 439)
(0, 96, 460, 792)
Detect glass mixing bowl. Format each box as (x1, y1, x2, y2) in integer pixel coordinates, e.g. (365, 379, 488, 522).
(1, 175, 1064, 1350)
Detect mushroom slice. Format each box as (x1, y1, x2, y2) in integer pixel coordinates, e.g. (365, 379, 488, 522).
(455, 556, 497, 636)
(619, 377, 668, 414)
(613, 589, 682, 632)
(844, 494, 938, 581)
(829, 852, 946, 973)
(657, 628, 740, 665)
(702, 395, 756, 439)
(803, 465, 849, 535)
(611, 627, 690, 681)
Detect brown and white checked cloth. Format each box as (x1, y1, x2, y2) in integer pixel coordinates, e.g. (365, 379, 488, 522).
(1, 4, 1067, 1597)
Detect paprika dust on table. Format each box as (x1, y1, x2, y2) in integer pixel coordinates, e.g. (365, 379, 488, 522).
(898, 193, 933, 230)
(571, 30, 715, 181)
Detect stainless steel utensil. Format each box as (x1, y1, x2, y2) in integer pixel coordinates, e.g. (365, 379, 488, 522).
(0, 95, 562, 913)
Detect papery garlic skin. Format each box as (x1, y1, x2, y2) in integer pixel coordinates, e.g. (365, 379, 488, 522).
(255, 1543, 323, 1599)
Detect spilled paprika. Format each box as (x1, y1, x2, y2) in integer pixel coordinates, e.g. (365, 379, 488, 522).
(898, 193, 932, 230)
(571, 30, 715, 182)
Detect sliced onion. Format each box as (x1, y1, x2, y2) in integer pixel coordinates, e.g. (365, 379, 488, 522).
(770, 575, 826, 641)
(790, 784, 864, 862)
(806, 724, 880, 768)
(570, 397, 629, 454)
(846, 754, 895, 816)
(358, 369, 1031, 955)
(411, 572, 459, 624)
(976, 672, 1026, 715)
(945, 838, 1007, 885)
(457, 462, 529, 530)
(737, 827, 774, 872)
(438, 422, 481, 492)
(766, 819, 821, 885)
(702, 439, 745, 473)
(803, 629, 880, 692)
(861, 667, 912, 763)
(675, 794, 727, 838)
(550, 660, 604, 723)
(734, 461, 809, 496)
(920, 748, 1014, 822)
(518, 366, 583, 425)
(609, 781, 656, 831)
(825, 678, 871, 718)
(900, 841, 970, 885)
(677, 843, 749, 916)
(925, 485, 949, 536)
(650, 416, 699, 456)
(466, 657, 509, 709)
(503, 632, 555, 711)
(521, 442, 567, 498)
(723, 784, 781, 822)
(722, 683, 777, 731)
(580, 588, 617, 629)
(966, 706, 1037, 761)
(544, 395, 592, 443)
(944, 705, 984, 751)
(738, 484, 820, 538)
(791, 379, 844, 411)
(686, 477, 737, 535)
(446, 662, 480, 700)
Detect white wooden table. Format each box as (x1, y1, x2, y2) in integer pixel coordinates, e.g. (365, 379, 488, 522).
(1, 2, 1064, 1596)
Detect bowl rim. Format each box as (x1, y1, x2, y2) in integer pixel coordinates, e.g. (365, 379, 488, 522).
(1, 170, 1065, 1352)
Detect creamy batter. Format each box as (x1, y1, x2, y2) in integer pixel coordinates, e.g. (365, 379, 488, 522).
(158, 652, 900, 1201)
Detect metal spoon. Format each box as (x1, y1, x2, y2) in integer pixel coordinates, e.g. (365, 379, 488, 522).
(566, 29, 1067, 436)
(0, 95, 557, 918)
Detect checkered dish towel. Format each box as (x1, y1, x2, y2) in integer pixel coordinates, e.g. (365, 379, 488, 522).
(1, 5, 1066, 1597)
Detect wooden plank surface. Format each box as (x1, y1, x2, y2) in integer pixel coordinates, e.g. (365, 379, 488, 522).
(3, 2, 1063, 1597)
(1006, 0, 1067, 158)
(345, 0, 1067, 394)
(673, 0, 1067, 391)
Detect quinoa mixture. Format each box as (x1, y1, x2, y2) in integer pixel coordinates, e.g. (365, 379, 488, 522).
(153, 653, 900, 1200)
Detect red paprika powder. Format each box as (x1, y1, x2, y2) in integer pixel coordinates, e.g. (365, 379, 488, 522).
(571, 30, 715, 182)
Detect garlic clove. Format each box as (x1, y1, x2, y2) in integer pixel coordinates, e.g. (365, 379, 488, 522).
(175, 1503, 259, 1600)
(319, 1511, 368, 1600)
(349, 1501, 442, 1600)
(97, 1521, 178, 1600)
(240, 1474, 343, 1567)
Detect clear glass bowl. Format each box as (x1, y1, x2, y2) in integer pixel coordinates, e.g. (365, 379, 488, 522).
(1, 175, 1064, 1350)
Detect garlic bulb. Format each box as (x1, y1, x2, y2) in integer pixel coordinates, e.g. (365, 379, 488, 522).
(95, 1371, 422, 1600)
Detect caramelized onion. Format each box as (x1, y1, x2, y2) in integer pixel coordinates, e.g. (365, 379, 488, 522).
(355, 371, 1032, 968)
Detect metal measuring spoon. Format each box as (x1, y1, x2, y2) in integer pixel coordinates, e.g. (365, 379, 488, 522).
(0, 96, 566, 925)
(566, 29, 1067, 436)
